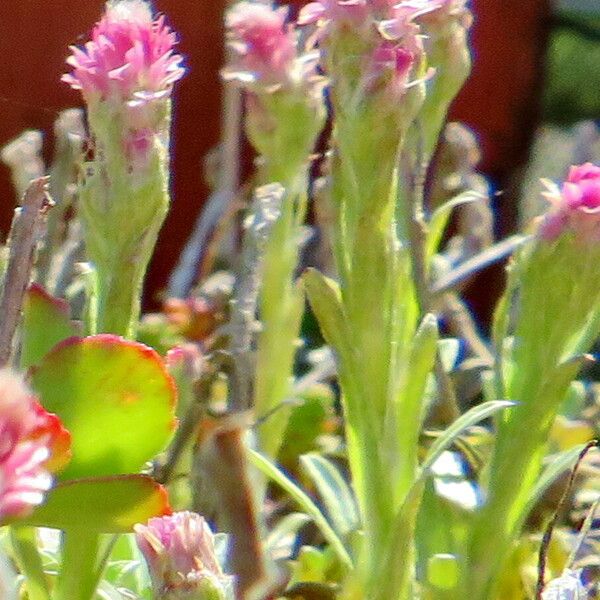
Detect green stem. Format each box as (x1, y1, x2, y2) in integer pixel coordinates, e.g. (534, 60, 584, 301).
(54, 529, 100, 600)
(94, 252, 146, 338)
(10, 526, 50, 600)
(254, 169, 307, 460)
(465, 439, 544, 599)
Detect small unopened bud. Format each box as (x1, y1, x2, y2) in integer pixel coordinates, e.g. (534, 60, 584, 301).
(135, 511, 234, 600)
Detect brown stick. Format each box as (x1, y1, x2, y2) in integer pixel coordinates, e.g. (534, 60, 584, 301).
(0, 177, 51, 366)
(196, 415, 272, 600)
(535, 440, 599, 599)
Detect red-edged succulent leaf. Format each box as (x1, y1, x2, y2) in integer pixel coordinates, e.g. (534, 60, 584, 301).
(21, 284, 79, 370)
(30, 401, 72, 473)
(21, 475, 171, 532)
(31, 335, 177, 479)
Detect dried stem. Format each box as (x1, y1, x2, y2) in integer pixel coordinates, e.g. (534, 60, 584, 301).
(0, 178, 51, 366)
(440, 292, 494, 366)
(536, 440, 599, 599)
(228, 184, 284, 412)
(195, 414, 271, 599)
(154, 368, 215, 485)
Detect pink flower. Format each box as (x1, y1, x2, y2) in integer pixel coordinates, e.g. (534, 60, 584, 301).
(369, 40, 417, 94)
(298, 0, 369, 27)
(538, 163, 600, 242)
(0, 370, 71, 522)
(379, 1, 441, 39)
(62, 0, 184, 103)
(299, 0, 439, 31)
(135, 511, 233, 597)
(225, 2, 296, 86)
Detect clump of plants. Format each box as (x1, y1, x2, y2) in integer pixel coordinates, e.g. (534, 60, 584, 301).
(0, 1, 599, 599)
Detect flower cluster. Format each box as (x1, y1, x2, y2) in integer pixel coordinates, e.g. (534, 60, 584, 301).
(298, 0, 444, 103)
(538, 163, 600, 243)
(225, 2, 297, 88)
(63, 0, 185, 171)
(135, 511, 233, 599)
(224, 1, 322, 95)
(62, 0, 184, 104)
(0, 370, 71, 522)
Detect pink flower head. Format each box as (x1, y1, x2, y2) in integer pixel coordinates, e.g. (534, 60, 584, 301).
(0, 370, 71, 522)
(225, 2, 297, 87)
(538, 163, 600, 243)
(299, 0, 438, 31)
(298, 0, 369, 27)
(379, 0, 441, 39)
(370, 40, 416, 93)
(62, 0, 184, 103)
(135, 511, 233, 597)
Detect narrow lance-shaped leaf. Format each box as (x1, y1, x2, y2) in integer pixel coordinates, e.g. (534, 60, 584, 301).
(426, 192, 483, 260)
(300, 452, 359, 537)
(248, 449, 353, 570)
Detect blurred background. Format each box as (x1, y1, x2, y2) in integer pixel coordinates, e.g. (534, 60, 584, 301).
(0, 0, 599, 317)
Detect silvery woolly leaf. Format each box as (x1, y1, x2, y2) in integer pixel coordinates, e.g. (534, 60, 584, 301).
(542, 569, 588, 600)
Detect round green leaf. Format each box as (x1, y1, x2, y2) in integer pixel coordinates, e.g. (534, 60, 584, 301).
(21, 284, 79, 370)
(31, 335, 177, 479)
(20, 475, 171, 533)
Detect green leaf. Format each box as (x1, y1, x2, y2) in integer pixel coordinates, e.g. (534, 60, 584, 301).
(302, 269, 351, 366)
(523, 444, 586, 520)
(300, 453, 359, 537)
(427, 553, 459, 590)
(265, 513, 312, 556)
(279, 385, 335, 466)
(437, 338, 461, 373)
(426, 192, 483, 259)
(21, 284, 79, 370)
(421, 400, 515, 476)
(22, 475, 171, 533)
(10, 527, 50, 600)
(32, 335, 177, 479)
(248, 449, 353, 570)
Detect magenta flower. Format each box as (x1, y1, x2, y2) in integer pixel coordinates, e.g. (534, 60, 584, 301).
(298, 0, 369, 27)
(225, 2, 297, 86)
(135, 511, 233, 598)
(299, 0, 439, 31)
(538, 163, 600, 242)
(62, 0, 184, 103)
(0, 370, 71, 522)
(369, 40, 418, 95)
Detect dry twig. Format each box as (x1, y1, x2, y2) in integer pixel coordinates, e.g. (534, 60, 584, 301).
(0, 177, 51, 366)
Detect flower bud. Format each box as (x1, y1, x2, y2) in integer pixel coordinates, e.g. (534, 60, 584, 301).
(223, 2, 326, 179)
(63, 0, 185, 336)
(538, 163, 600, 243)
(135, 511, 234, 600)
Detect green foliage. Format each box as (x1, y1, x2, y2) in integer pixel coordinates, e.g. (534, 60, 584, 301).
(21, 476, 170, 533)
(20, 285, 78, 370)
(31, 335, 176, 480)
(544, 14, 600, 124)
